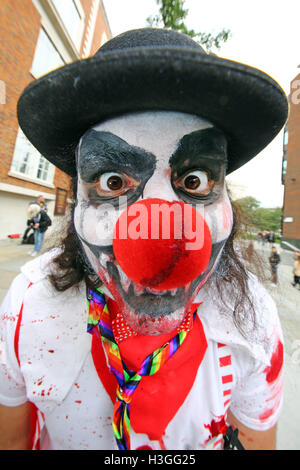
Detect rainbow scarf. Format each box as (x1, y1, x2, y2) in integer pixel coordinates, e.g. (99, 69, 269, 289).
(86, 286, 192, 450)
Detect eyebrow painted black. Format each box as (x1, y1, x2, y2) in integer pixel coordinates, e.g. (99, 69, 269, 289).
(169, 127, 228, 205)
(77, 129, 156, 183)
(169, 127, 228, 180)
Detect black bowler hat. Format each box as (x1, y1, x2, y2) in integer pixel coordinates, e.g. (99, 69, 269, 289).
(17, 28, 288, 176)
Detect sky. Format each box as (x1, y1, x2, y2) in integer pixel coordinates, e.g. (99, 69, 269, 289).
(102, 0, 300, 207)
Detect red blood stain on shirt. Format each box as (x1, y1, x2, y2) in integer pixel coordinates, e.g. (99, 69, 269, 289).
(204, 415, 228, 439)
(264, 340, 283, 383)
(259, 408, 274, 421)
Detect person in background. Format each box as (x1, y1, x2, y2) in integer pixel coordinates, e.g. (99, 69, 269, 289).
(21, 204, 40, 246)
(292, 251, 300, 290)
(31, 204, 52, 257)
(268, 231, 275, 244)
(30, 195, 48, 212)
(257, 232, 263, 244)
(269, 246, 281, 285)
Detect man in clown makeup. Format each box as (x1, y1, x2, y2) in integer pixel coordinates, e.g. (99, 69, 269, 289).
(0, 29, 288, 450)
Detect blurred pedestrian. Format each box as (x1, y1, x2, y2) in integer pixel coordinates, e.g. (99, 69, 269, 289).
(268, 231, 275, 244)
(31, 205, 52, 256)
(30, 194, 48, 212)
(21, 204, 39, 245)
(257, 232, 263, 244)
(269, 246, 281, 285)
(24, 203, 40, 251)
(292, 251, 300, 290)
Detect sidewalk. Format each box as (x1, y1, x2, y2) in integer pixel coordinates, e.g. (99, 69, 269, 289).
(0, 238, 299, 449)
(250, 240, 300, 450)
(0, 238, 34, 304)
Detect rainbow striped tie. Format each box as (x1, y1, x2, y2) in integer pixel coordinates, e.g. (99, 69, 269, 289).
(87, 286, 190, 450)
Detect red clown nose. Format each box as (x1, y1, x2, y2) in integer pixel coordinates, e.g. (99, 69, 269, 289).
(113, 198, 212, 290)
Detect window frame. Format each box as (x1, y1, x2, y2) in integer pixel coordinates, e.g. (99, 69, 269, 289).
(50, 0, 85, 51)
(30, 26, 65, 79)
(10, 128, 56, 188)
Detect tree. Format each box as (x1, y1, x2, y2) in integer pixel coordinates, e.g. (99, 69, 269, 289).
(234, 196, 282, 233)
(147, 0, 230, 51)
(234, 196, 261, 227)
(255, 207, 282, 233)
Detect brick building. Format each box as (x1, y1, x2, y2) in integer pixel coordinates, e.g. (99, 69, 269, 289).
(281, 72, 300, 250)
(0, 0, 111, 239)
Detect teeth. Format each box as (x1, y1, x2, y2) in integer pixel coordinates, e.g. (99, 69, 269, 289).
(185, 282, 191, 293)
(145, 287, 172, 296)
(115, 264, 130, 293)
(133, 283, 144, 296)
(113, 262, 180, 297)
(145, 287, 162, 295)
(120, 273, 131, 293)
(99, 252, 110, 268)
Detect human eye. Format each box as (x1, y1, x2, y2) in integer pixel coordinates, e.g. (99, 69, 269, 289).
(95, 171, 139, 197)
(174, 169, 214, 196)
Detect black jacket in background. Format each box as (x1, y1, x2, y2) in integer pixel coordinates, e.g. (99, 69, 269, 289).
(36, 210, 52, 233)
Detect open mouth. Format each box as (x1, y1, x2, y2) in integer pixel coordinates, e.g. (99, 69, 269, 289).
(81, 237, 225, 318)
(107, 258, 189, 316)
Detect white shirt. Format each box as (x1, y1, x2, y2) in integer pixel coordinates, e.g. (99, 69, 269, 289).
(0, 251, 284, 450)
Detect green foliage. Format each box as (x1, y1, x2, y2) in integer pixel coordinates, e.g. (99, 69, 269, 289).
(147, 0, 230, 51)
(255, 207, 282, 233)
(235, 196, 282, 233)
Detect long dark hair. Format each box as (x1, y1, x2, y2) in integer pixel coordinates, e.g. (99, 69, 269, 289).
(48, 179, 266, 337)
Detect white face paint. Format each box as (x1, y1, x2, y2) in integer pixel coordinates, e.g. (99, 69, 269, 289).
(74, 111, 233, 335)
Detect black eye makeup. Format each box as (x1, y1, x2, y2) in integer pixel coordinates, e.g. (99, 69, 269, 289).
(169, 127, 228, 204)
(76, 129, 156, 205)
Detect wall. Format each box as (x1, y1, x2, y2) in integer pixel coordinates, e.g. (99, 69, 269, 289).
(0, 0, 43, 192)
(282, 73, 300, 249)
(0, 0, 111, 239)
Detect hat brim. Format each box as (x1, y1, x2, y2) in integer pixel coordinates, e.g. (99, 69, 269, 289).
(17, 47, 288, 176)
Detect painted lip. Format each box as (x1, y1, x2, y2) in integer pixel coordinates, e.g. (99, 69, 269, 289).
(79, 235, 226, 317)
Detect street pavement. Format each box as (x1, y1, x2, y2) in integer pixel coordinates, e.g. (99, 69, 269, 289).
(0, 237, 299, 450)
(251, 240, 300, 450)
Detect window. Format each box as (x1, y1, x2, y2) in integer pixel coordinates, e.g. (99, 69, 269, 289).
(52, 0, 82, 47)
(281, 126, 288, 185)
(31, 28, 65, 78)
(10, 128, 55, 185)
(283, 127, 288, 146)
